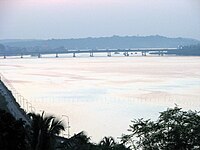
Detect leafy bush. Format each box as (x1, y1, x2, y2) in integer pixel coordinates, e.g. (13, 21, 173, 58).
(122, 107, 200, 150)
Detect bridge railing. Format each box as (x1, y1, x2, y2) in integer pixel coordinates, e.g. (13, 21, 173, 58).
(0, 73, 35, 113)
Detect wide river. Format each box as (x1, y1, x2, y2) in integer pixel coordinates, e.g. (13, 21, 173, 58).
(0, 55, 200, 142)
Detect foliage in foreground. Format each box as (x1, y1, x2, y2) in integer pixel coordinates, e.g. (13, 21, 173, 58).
(1, 106, 200, 150)
(28, 112, 65, 150)
(121, 106, 200, 150)
(0, 109, 129, 150)
(0, 109, 28, 150)
(58, 132, 130, 150)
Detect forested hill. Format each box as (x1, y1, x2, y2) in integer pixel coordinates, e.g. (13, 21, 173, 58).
(1, 35, 200, 49)
(0, 44, 5, 50)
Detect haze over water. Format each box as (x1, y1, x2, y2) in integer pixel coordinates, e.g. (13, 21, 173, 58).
(0, 56, 200, 141)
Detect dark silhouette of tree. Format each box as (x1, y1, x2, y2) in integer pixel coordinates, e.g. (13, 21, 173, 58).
(99, 136, 116, 150)
(99, 136, 130, 150)
(59, 133, 130, 150)
(0, 109, 28, 150)
(59, 131, 98, 150)
(122, 106, 200, 150)
(28, 112, 65, 150)
(113, 143, 131, 150)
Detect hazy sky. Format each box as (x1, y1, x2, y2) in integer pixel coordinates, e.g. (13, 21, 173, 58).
(0, 0, 200, 40)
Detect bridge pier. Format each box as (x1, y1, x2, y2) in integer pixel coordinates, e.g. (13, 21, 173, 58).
(73, 53, 76, 57)
(124, 52, 129, 56)
(107, 52, 111, 57)
(160, 51, 164, 56)
(90, 52, 94, 57)
(142, 51, 146, 56)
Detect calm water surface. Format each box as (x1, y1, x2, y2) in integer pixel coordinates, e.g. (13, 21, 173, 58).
(0, 56, 200, 141)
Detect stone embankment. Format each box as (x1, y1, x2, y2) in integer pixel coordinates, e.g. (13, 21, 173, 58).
(0, 80, 30, 125)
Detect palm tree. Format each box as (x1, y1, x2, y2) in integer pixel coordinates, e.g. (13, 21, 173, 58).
(99, 136, 130, 150)
(99, 136, 116, 150)
(61, 131, 96, 150)
(28, 112, 65, 150)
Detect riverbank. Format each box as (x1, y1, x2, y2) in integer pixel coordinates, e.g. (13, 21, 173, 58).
(0, 80, 30, 125)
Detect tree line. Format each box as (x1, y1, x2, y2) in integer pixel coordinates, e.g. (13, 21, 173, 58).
(0, 103, 200, 149)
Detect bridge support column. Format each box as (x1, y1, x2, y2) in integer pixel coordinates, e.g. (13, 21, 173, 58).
(124, 52, 129, 56)
(73, 53, 76, 57)
(142, 51, 146, 56)
(107, 52, 111, 57)
(127, 52, 129, 56)
(90, 52, 94, 57)
(158, 51, 164, 56)
(56, 53, 58, 58)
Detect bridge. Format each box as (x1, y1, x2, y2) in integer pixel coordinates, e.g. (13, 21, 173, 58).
(0, 48, 178, 58)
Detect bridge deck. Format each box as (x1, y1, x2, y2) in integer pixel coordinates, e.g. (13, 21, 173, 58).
(0, 48, 178, 56)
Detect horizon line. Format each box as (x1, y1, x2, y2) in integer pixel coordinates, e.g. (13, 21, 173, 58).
(0, 35, 200, 41)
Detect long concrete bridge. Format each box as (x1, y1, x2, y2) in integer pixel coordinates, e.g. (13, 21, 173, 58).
(0, 48, 178, 58)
